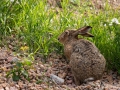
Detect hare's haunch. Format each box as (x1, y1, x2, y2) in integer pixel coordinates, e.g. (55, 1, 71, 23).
(58, 26, 106, 85)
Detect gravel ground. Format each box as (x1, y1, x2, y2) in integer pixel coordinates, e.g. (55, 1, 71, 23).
(0, 1, 120, 90)
(0, 49, 120, 90)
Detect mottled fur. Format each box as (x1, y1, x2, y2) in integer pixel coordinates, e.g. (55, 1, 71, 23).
(58, 26, 106, 85)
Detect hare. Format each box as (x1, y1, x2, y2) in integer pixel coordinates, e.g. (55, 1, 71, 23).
(58, 26, 106, 85)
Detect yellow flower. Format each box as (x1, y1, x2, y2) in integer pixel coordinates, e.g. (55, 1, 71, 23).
(20, 46, 29, 51)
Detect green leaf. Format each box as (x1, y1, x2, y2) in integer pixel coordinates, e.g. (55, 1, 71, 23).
(6, 71, 12, 78)
(23, 58, 32, 66)
(118, 69, 120, 75)
(12, 73, 20, 81)
(21, 69, 30, 81)
(16, 62, 22, 67)
(36, 79, 43, 84)
(21, 69, 28, 77)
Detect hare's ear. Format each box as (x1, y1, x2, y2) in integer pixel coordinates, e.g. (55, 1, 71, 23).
(77, 26, 92, 33)
(73, 26, 94, 37)
(77, 26, 92, 34)
(81, 32, 94, 37)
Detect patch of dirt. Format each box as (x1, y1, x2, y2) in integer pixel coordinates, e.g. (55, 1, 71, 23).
(92, 0, 120, 9)
(47, 0, 120, 9)
(0, 49, 120, 90)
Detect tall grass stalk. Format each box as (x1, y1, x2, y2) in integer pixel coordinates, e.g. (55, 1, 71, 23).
(0, 0, 120, 71)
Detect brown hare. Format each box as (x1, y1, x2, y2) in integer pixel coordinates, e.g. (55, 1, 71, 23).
(58, 26, 106, 85)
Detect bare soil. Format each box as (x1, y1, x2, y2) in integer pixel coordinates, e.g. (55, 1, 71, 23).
(0, 49, 120, 90)
(0, 0, 120, 90)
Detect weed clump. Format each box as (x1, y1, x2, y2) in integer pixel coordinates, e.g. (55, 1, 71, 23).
(0, 0, 120, 72)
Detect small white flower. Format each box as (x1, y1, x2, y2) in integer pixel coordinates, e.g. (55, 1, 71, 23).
(10, 0, 14, 2)
(111, 18, 120, 24)
(10, 0, 19, 3)
(104, 24, 106, 27)
(109, 18, 120, 26)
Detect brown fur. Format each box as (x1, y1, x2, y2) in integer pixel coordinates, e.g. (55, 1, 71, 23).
(58, 26, 106, 85)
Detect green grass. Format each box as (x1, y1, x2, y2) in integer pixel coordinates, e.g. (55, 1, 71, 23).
(0, 0, 120, 72)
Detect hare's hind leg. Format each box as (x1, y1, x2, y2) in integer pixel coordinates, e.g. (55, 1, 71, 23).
(73, 76, 81, 85)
